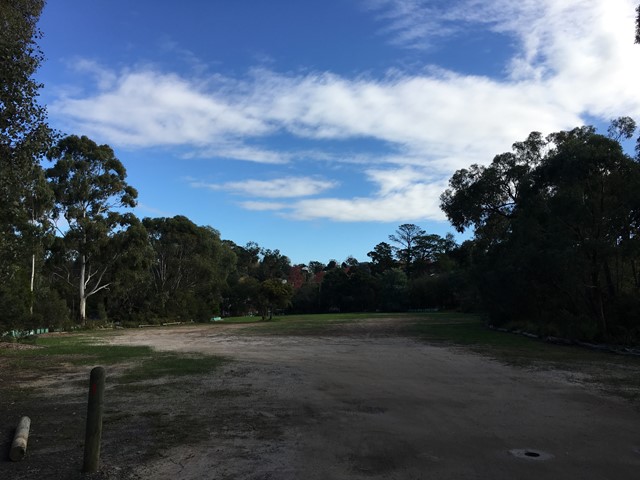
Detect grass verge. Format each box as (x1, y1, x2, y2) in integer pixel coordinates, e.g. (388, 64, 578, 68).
(0, 331, 226, 382)
(221, 312, 398, 335)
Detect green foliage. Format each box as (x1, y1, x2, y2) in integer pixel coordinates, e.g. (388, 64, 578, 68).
(31, 283, 70, 328)
(46, 135, 138, 323)
(142, 216, 235, 321)
(290, 282, 320, 313)
(389, 223, 426, 276)
(0, 0, 55, 328)
(378, 268, 408, 312)
(222, 241, 292, 317)
(319, 267, 350, 312)
(367, 242, 396, 274)
(441, 122, 640, 342)
(257, 278, 293, 320)
(0, 270, 31, 330)
(409, 273, 458, 310)
(102, 218, 154, 321)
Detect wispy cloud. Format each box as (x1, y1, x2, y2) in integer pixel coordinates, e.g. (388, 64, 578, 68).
(364, 0, 465, 49)
(134, 202, 175, 218)
(183, 144, 292, 164)
(239, 201, 290, 211)
(49, 0, 640, 222)
(287, 167, 447, 222)
(192, 176, 338, 198)
(52, 69, 274, 147)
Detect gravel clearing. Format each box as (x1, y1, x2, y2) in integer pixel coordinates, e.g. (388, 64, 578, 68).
(2, 320, 639, 479)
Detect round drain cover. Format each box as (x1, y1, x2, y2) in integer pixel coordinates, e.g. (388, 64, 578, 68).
(509, 449, 554, 461)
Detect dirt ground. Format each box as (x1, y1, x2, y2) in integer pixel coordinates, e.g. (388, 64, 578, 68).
(1, 320, 640, 479)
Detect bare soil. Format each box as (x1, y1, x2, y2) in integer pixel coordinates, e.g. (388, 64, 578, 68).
(1, 320, 639, 479)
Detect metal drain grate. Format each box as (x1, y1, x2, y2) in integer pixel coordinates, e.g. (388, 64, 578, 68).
(509, 449, 554, 461)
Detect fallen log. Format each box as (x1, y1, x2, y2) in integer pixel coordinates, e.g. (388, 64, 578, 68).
(10, 416, 31, 461)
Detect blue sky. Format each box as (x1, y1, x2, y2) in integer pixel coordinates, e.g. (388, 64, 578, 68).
(36, 0, 640, 264)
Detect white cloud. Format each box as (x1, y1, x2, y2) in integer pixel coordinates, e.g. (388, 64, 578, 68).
(224, 167, 447, 222)
(71, 58, 118, 90)
(52, 69, 273, 147)
(290, 182, 447, 222)
(193, 176, 338, 198)
(283, 167, 447, 221)
(258, 71, 582, 172)
(184, 144, 291, 164)
(239, 201, 290, 211)
(49, 0, 640, 222)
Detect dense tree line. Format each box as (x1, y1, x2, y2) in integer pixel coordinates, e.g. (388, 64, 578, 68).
(441, 122, 640, 343)
(2, 1, 640, 345)
(0, 1, 464, 329)
(286, 226, 462, 316)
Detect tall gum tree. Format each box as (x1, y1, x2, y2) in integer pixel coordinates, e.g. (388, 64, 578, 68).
(143, 216, 236, 319)
(47, 135, 137, 323)
(0, 0, 54, 326)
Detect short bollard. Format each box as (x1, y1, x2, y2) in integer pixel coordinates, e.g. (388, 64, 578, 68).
(10, 416, 31, 461)
(82, 366, 105, 473)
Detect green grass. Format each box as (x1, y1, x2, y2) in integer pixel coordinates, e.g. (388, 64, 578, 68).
(216, 315, 264, 323)
(221, 312, 396, 335)
(0, 331, 226, 383)
(1, 333, 154, 365)
(407, 314, 618, 364)
(118, 354, 226, 383)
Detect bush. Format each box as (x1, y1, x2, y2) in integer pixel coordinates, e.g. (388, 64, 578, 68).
(32, 286, 70, 330)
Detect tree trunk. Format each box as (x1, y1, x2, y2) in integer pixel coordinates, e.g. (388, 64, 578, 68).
(595, 289, 607, 340)
(590, 258, 607, 340)
(29, 253, 35, 316)
(604, 259, 616, 298)
(79, 254, 87, 324)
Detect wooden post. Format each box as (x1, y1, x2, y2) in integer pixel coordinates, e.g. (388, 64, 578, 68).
(10, 416, 31, 461)
(82, 366, 105, 473)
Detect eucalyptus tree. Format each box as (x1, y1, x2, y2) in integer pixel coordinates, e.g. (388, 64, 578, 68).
(367, 242, 396, 274)
(441, 122, 640, 341)
(143, 216, 236, 320)
(412, 233, 457, 276)
(0, 0, 54, 327)
(100, 217, 154, 321)
(256, 278, 293, 320)
(255, 248, 291, 281)
(531, 127, 640, 338)
(46, 135, 138, 324)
